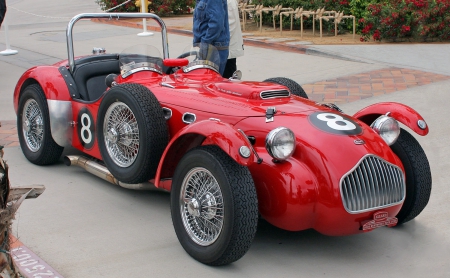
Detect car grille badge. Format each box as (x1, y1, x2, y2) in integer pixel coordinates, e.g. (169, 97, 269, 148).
(354, 139, 365, 145)
(361, 211, 398, 232)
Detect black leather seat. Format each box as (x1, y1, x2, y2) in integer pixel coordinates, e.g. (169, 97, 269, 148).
(72, 54, 120, 101)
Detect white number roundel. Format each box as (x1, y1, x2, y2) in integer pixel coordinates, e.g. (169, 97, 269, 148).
(80, 113, 92, 144)
(316, 113, 356, 131)
(77, 108, 95, 149)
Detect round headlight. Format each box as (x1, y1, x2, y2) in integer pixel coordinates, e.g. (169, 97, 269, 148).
(265, 127, 296, 160)
(371, 115, 400, 146)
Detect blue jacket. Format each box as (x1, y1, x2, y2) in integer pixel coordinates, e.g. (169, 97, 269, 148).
(193, 0, 230, 50)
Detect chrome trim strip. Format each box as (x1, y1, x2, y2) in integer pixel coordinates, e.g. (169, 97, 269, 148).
(47, 100, 72, 147)
(67, 13, 169, 73)
(121, 66, 162, 78)
(340, 154, 406, 214)
(161, 82, 175, 89)
(182, 61, 219, 73)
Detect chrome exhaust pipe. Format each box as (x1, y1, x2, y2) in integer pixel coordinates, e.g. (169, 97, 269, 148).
(64, 155, 160, 190)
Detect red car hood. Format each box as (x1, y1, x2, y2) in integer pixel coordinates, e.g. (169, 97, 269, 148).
(150, 77, 318, 117)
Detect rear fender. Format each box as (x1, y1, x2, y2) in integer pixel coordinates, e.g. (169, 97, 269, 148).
(353, 102, 429, 136)
(14, 67, 73, 147)
(154, 119, 255, 190)
(14, 66, 72, 114)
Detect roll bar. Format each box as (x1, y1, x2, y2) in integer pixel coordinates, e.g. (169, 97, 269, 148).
(66, 13, 169, 73)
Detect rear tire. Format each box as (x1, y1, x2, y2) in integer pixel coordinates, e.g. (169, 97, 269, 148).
(171, 146, 258, 265)
(17, 84, 63, 165)
(263, 77, 308, 99)
(97, 83, 168, 184)
(391, 128, 432, 225)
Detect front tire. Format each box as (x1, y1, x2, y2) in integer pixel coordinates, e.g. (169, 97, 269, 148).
(391, 128, 432, 225)
(263, 77, 308, 99)
(171, 146, 258, 265)
(97, 83, 168, 184)
(17, 84, 63, 165)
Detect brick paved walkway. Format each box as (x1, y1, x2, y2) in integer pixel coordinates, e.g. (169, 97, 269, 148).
(304, 67, 450, 103)
(1, 67, 449, 148)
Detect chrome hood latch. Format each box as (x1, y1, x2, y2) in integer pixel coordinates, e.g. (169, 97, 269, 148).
(265, 107, 276, 123)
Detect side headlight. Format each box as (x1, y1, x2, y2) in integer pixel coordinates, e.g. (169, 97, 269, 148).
(265, 127, 296, 160)
(371, 115, 400, 146)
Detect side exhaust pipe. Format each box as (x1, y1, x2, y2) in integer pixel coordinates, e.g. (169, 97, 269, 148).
(64, 155, 161, 191)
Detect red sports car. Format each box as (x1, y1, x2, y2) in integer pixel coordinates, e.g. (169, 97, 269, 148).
(13, 13, 431, 265)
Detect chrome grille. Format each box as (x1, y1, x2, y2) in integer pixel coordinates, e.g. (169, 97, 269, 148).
(260, 90, 290, 99)
(340, 155, 405, 213)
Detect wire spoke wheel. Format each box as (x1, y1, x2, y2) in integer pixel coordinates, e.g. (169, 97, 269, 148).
(171, 146, 258, 265)
(17, 84, 63, 165)
(103, 102, 140, 167)
(22, 99, 44, 152)
(180, 167, 224, 246)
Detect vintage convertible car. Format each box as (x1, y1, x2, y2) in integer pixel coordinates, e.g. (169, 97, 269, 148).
(13, 13, 431, 265)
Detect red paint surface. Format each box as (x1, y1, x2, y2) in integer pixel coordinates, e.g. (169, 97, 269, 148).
(13, 61, 427, 236)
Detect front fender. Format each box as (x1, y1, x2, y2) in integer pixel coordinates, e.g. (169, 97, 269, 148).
(353, 102, 429, 136)
(154, 119, 255, 190)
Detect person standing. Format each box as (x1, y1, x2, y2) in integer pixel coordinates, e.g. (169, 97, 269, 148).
(192, 0, 230, 75)
(0, 0, 6, 28)
(223, 0, 244, 78)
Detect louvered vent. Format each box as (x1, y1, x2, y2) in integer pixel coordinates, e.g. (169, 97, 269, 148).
(340, 155, 405, 213)
(260, 90, 290, 99)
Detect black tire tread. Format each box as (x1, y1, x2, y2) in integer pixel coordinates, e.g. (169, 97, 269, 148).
(391, 128, 432, 224)
(203, 146, 258, 266)
(263, 77, 308, 99)
(17, 84, 64, 165)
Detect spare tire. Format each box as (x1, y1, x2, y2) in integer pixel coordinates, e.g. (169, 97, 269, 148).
(263, 77, 308, 99)
(97, 83, 168, 184)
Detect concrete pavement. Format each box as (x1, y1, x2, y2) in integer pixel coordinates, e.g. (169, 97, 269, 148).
(1, 0, 450, 277)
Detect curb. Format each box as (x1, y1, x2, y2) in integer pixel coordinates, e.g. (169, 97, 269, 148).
(10, 235, 64, 278)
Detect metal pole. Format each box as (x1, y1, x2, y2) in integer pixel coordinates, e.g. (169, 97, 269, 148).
(0, 14, 18, 56)
(137, 0, 153, 37)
